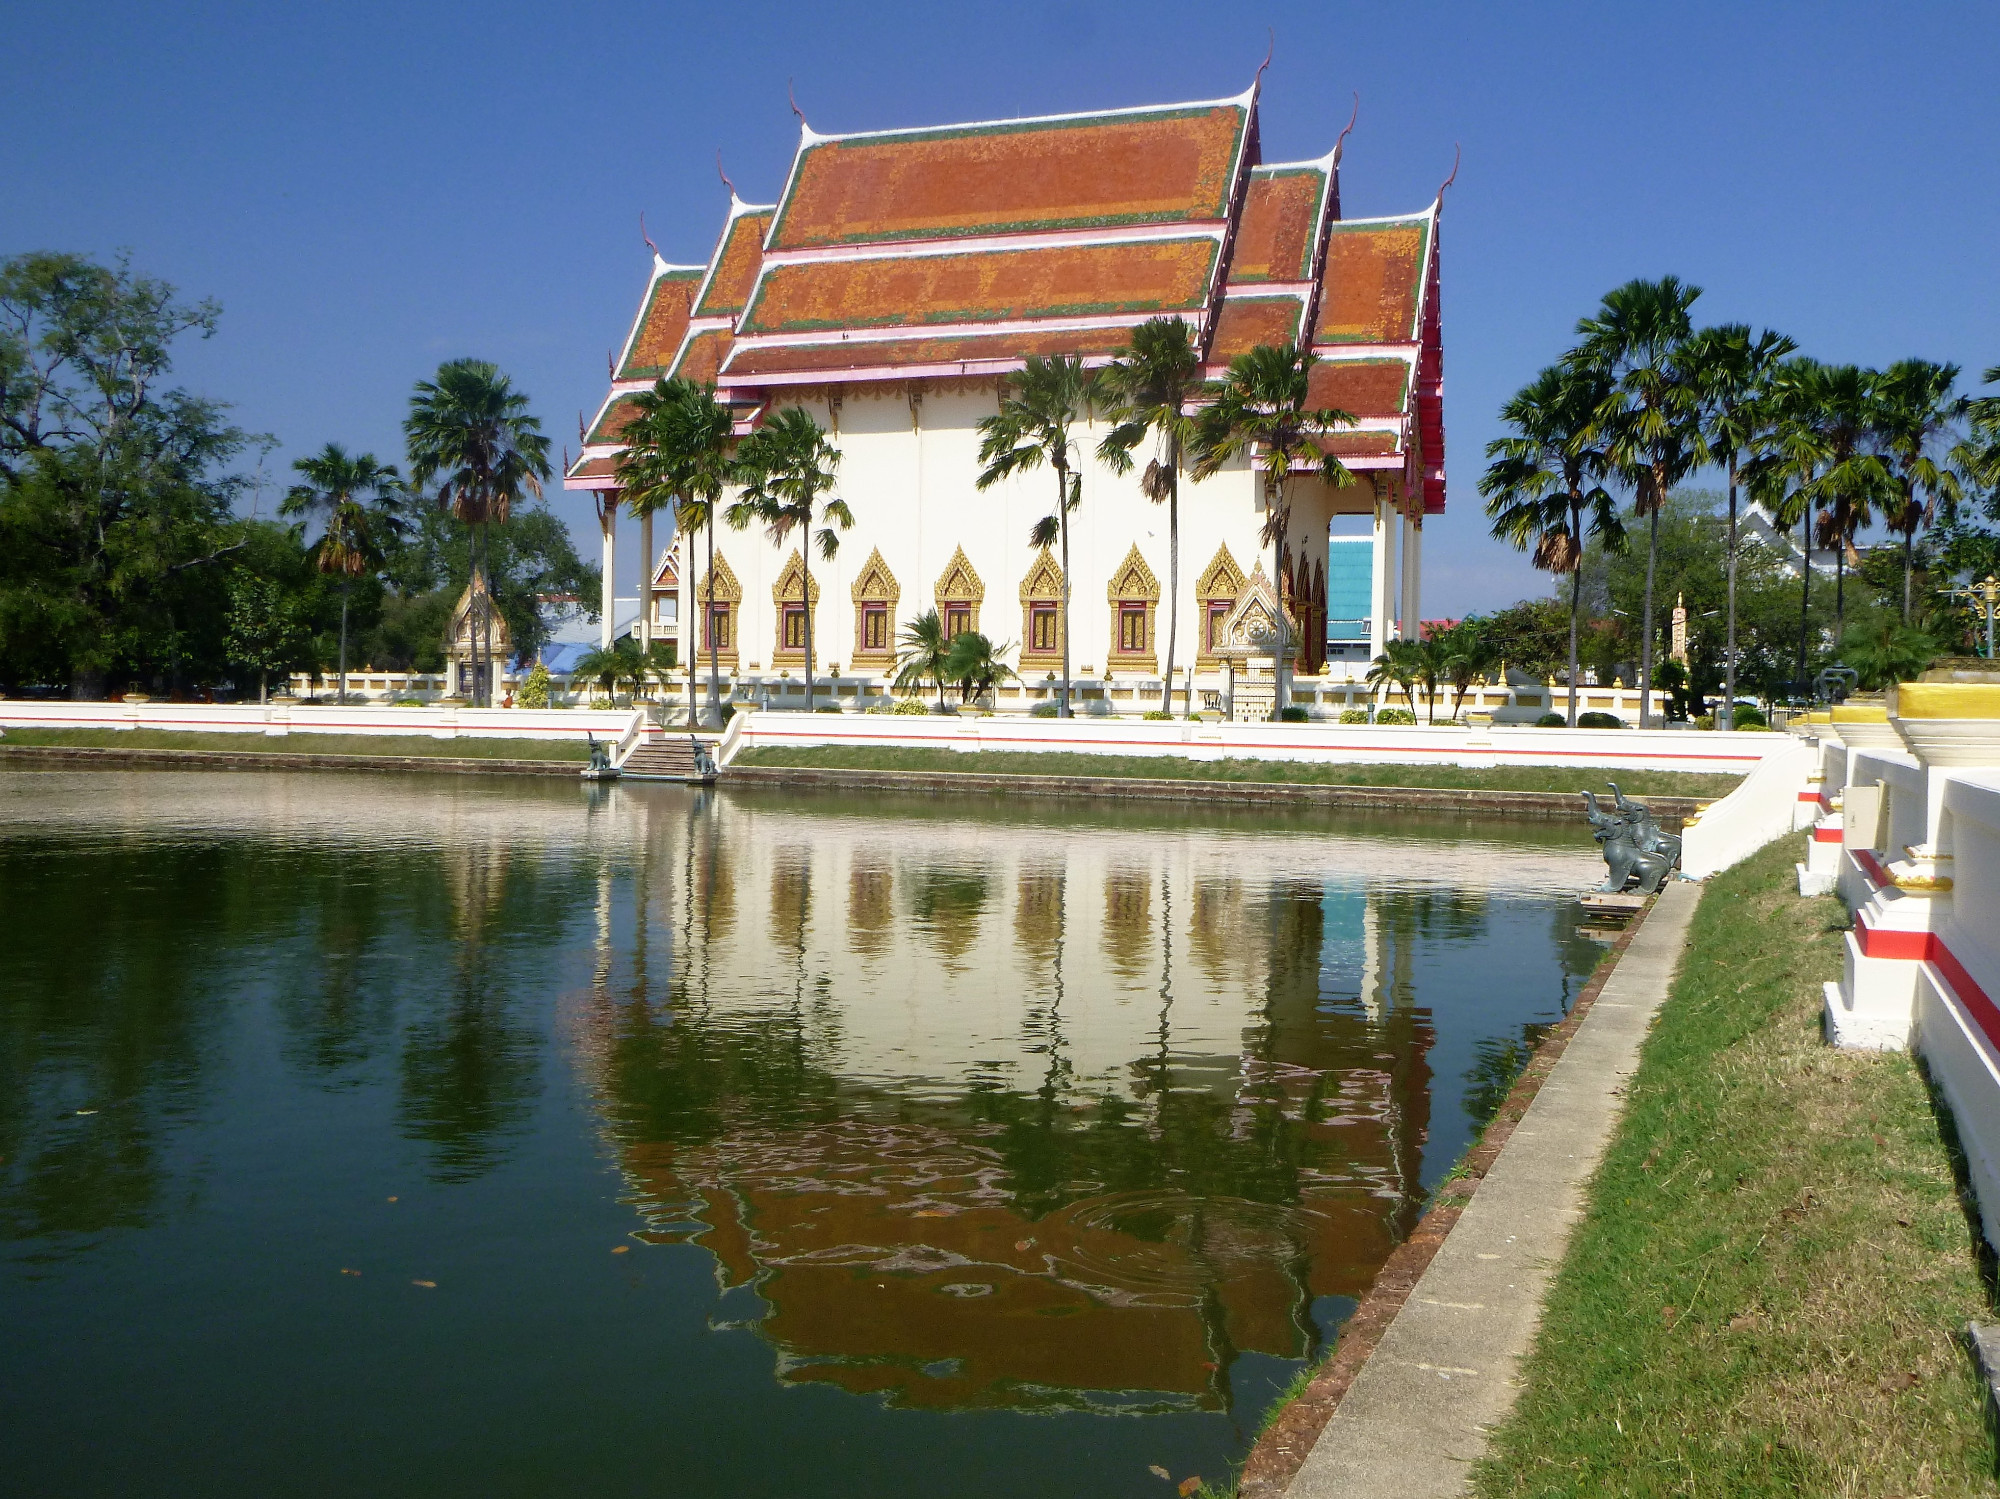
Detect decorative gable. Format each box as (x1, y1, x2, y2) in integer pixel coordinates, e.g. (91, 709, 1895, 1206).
(933, 546, 984, 604)
(697, 551, 741, 605)
(1212, 564, 1284, 659)
(1019, 547, 1064, 602)
(771, 549, 823, 605)
(1196, 543, 1246, 600)
(849, 547, 900, 603)
(1105, 543, 1160, 602)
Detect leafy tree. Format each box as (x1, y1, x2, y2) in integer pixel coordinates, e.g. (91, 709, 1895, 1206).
(1686, 323, 1794, 728)
(0, 252, 264, 696)
(730, 406, 848, 712)
(1481, 361, 1623, 724)
(1429, 617, 1498, 719)
(893, 607, 953, 705)
(1570, 276, 1705, 729)
(1193, 341, 1354, 717)
(977, 355, 1104, 718)
(224, 572, 309, 701)
(1840, 615, 1937, 690)
(1099, 317, 1203, 715)
(279, 443, 406, 703)
(1366, 638, 1427, 719)
(404, 360, 551, 706)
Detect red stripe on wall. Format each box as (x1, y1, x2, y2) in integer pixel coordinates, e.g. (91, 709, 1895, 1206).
(1812, 826, 1842, 843)
(1849, 909, 2000, 1055)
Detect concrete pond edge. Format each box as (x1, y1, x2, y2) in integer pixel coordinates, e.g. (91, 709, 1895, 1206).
(1236, 882, 1691, 1498)
(0, 743, 580, 777)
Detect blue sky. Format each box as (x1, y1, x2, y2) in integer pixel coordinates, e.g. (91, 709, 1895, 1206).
(4, 1, 1995, 618)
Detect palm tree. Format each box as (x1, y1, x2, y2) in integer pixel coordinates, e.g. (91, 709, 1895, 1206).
(1963, 367, 2000, 496)
(1434, 621, 1498, 721)
(1099, 317, 1204, 716)
(1799, 363, 1891, 649)
(1872, 359, 1966, 622)
(977, 355, 1104, 718)
(893, 608, 953, 705)
(1366, 638, 1424, 718)
(573, 639, 643, 702)
(279, 443, 406, 705)
(1685, 324, 1794, 729)
(1192, 342, 1355, 718)
(730, 407, 848, 712)
(1570, 277, 1705, 731)
(1747, 356, 1830, 690)
(615, 377, 735, 727)
(405, 360, 552, 707)
(945, 631, 1019, 705)
(1480, 362, 1623, 726)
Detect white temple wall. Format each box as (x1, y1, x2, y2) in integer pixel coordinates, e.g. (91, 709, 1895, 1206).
(680, 386, 1360, 709)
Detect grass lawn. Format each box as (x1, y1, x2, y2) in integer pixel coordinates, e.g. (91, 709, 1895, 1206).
(1473, 833, 1996, 1496)
(730, 745, 1742, 801)
(0, 727, 589, 761)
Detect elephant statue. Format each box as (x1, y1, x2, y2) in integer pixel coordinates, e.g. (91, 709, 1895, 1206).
(1581, 789, 1672, 894)
(1607, 782, 1682, 866)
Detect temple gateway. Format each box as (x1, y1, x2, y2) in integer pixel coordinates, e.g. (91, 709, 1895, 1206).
(566, 79, 1445, 713)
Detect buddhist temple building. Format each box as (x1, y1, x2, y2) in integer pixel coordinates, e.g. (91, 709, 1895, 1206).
(566, 79, 1446, 712)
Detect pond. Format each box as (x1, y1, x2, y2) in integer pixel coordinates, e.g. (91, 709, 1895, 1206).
(0, 770, 1605, 1498)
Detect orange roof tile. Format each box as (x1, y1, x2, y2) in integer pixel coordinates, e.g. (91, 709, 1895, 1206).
(585, 392, 645, 447)
(670, 327, 735, 384)
(617, 269, 702, 381)
(770, 103, 1249, 248)
(694, 210, 773, 319)
(1207, 294, 1306, 364)
(741, 236, 1218, 335)
(1307, 358, 1411, 417)
(1230, 166, 1326, 284)
(721, 325, 1133, 379)
(1316, 430, 1402, 457)
(1313, 219, 1430, 345)
(566, 453, 620, 480)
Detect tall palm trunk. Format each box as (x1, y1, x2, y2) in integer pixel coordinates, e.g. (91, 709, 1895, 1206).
(801, 548, 815, 713)
(1903, 515, 1917, 624)
(684, 523, 698, 728)
(1056, 458, 1073, 719)
(1271, 475, 1289, 720)
(1795, 507, 1814, 688)
(337, 576, 351, 706)
(1721, 461, 1739, 732)
(1162, 445, 1180, 716)
(1638, 477, 1661, 731)
(1567, 496, 1583, 727)
(481, 519, 495, 707)
(705, 518, 721, 726)
(1834, 509, 1848, 653)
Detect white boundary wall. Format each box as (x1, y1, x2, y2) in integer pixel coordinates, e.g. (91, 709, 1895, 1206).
(723, 712, 1791, 776)
(1681, 737, 1815, 878)
(0, 700, 638, 743)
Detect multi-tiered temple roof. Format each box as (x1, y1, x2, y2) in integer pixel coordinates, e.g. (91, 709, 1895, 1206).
(569, 82, 1445, 512)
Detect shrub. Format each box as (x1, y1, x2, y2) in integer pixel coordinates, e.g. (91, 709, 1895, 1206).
(865, 701, 896, 714)
(1738, 722, 1772, 732)
(1535, 711, 1566, 727)
(1278, 705, 1311, 722)
(1733, 704, 1768, 728)
(516, 662, 552, 709)
(1376, 707, 1416, 726)
(1339, 707, 1371, 724)
(1143, 710, 1173, 721)
(1030, 701, 1060, 717)
(1694, 713, 1715, 730)
(1577, 710, 1626, 729)
(892, 698, 931, 715)
(814, 703, 842, 713)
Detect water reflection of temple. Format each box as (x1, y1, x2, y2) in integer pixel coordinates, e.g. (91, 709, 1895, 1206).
(570, 791, 1586, 1414)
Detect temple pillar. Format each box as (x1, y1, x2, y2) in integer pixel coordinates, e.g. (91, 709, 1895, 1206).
(638, 508, 654, 654)
(1400, 511, 1422, 640)
(599, 493, 617, 650)
(1369, 490, 1398, 663)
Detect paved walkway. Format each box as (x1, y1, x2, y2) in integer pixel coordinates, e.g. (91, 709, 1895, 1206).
(1286, 879, 1700, 1498)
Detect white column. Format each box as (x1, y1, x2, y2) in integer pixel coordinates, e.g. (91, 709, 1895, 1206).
(599, 494, 617, 649)
(1368, 492, 1397, 662)
(1400, 512, 1422, 640)
(637, 508, 654, 655)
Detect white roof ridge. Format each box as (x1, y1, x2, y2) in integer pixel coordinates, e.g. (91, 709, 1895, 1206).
(798, 89, 1253, 146)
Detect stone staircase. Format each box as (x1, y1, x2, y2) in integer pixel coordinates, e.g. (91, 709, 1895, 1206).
(615, 733, 716, 783)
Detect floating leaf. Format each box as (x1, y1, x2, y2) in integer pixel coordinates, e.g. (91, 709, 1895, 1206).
(1179, 1479, 1203, 1497)
(412, 1279, 436, 1289)
(612, 1246, 630, 1255)
(1147, 1467, 1171, 1482)
(339, 1268, 361, 1277)
(387, 1196, 399, 1203)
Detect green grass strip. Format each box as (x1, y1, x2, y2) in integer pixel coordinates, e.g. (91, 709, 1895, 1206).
(731, 745, 1741, 800)
(0, 727, 589, 761)
(1473, 834, 1995, 1495)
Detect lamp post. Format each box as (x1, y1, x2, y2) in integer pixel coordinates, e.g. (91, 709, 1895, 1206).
(1942, 575, 2000, 660)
